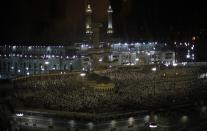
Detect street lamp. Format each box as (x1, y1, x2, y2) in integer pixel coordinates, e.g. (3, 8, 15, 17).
(111, 120, 116, 130)
(181, 115, 188, 123)
(16, 113, 24, 130)
(181, 115, 189, 130)
(69, 120, 75, 129)
(152, 67, 157, 96)
(88, 122, 94, 130)
(128, 117, 134, 128)
(144, 115, 150, 123)
(80, 72, 86, 97)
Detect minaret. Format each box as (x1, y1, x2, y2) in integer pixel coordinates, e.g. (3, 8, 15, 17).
(107, 5, 113, 34)
(85, 4, 93, 35)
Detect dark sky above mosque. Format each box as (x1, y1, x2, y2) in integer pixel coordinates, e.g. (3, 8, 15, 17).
(0, 0, 206, 43)
(0, 0, 109, 42)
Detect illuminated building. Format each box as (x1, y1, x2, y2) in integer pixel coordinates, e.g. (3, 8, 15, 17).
(0, 45, 81, 79)
(0, 3, 196, 79)
(0, 41, 195, 79)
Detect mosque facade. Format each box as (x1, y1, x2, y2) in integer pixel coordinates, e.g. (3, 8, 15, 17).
(0, 3, 195, 79)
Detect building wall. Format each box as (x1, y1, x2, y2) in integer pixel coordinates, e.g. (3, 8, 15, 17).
(0, 45, 80, 79)
(0, 41, 193, 79)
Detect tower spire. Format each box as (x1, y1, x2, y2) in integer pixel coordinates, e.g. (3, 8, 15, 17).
(85, 3, 93, 35)
(107, 5, 113, 34)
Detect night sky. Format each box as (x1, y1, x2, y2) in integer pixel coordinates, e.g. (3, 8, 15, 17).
(0, 0, 109, 42)
(0, 0, 206, 60)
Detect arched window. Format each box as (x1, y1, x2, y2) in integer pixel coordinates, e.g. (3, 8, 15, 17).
(34, 63, 37, 74)
(8, 62, 10, 72)
(64, 64, 67, 70)
(3, 61, 6, 72)
(70, 64, 73, 72)
(23, 62, 26, 73)
(39, 63, 42, 71)
(53, 65, 56, 70)
(44, 65, 47, 72)
(23, 63, 26, 69)
(0, 61, 2, 72)
(29, 63, 31, 70)
(15, 62, 18, 74)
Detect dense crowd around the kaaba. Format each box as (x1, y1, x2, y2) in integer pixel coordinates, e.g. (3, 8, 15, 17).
(13, 66, 207, 113)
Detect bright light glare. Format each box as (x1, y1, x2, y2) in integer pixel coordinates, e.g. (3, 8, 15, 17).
(152, 67, 157, 71)
(28, 46, 32, 50)
(16, 113, 24, 117)
(149, 124, 157, 128)
(69, 120, 75, 128)
(88, 122, 94, 130)
(173, 63, 178, 67)
(111, 120, 116, 128)
(144, 115, 150, 122)
(128, 117, 134, 125)
(80, 73, 86, 77)
(99, 58, 103, 62)
(182, 62, 187, 66)
(45, 61, 49, 65)
(181, 115, 188, 123)
(12, 46, 16, 50)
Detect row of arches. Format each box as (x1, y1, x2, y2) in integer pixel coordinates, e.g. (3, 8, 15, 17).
(0, 60, 74, 76)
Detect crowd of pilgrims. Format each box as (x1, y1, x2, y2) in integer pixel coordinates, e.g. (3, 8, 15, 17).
(14, 66, 203, 113)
